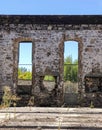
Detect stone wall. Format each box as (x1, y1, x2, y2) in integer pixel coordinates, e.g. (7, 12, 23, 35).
(0, 15, 102, 107)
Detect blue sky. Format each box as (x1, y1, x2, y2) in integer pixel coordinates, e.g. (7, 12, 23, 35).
(0, 0, 102, 15)
(19, 42, 32, 71)
(0, 0, 102, 68)
(64, 41, 78, 62)
(19, 42, 32, 64)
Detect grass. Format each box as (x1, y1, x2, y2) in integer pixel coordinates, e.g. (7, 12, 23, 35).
(64, 81, 78, 93)
(0, 86, 21, 120)
(90, 101, 94, 108)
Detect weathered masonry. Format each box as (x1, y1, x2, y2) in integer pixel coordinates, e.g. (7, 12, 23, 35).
(0, 15, 102, 107)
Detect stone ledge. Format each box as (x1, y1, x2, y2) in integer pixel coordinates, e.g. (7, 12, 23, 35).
(0, 15, 102, 24)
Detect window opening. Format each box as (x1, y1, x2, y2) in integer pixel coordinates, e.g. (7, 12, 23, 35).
(18, 42, 32, 85)
(43, 75, 56, 92)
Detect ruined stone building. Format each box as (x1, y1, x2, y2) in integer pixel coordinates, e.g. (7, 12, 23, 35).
(0, 15, 102, 107)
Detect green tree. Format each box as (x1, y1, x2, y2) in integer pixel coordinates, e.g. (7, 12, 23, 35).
(18, 67, 32, 80)
(64, 56, 78, 82)
(64, 55, 72, 81)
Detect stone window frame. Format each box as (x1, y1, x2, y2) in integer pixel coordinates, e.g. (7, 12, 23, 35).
(13, 37, 35, 88)
(59, 35, 83, 92)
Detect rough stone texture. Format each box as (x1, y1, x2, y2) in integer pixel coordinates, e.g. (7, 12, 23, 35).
(0, 107, 102, 129)
(0, 15, 102, 107)
(85, 71, 102, 92)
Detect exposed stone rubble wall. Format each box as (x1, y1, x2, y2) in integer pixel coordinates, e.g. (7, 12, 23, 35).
(0, 15, 102, 106)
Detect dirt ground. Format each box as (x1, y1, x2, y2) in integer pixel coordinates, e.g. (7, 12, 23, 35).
(0, 107, 102, 130)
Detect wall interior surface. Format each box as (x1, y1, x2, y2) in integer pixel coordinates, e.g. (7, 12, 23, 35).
(0, 15, 102, 107)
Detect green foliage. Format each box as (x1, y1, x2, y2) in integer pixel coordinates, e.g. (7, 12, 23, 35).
(1, 86, 20, 108)
(44, 75, 55, 81)
(18, 56, 78, 82)
(18, 67, 32, 80)
(2, 86, 12, 107)
(64, 56, 78, 82)
(64, 55, 72, 63)
(90, 101, 94, 108)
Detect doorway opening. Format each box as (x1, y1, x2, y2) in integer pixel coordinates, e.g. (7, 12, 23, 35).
(64, 41, 78, 105)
